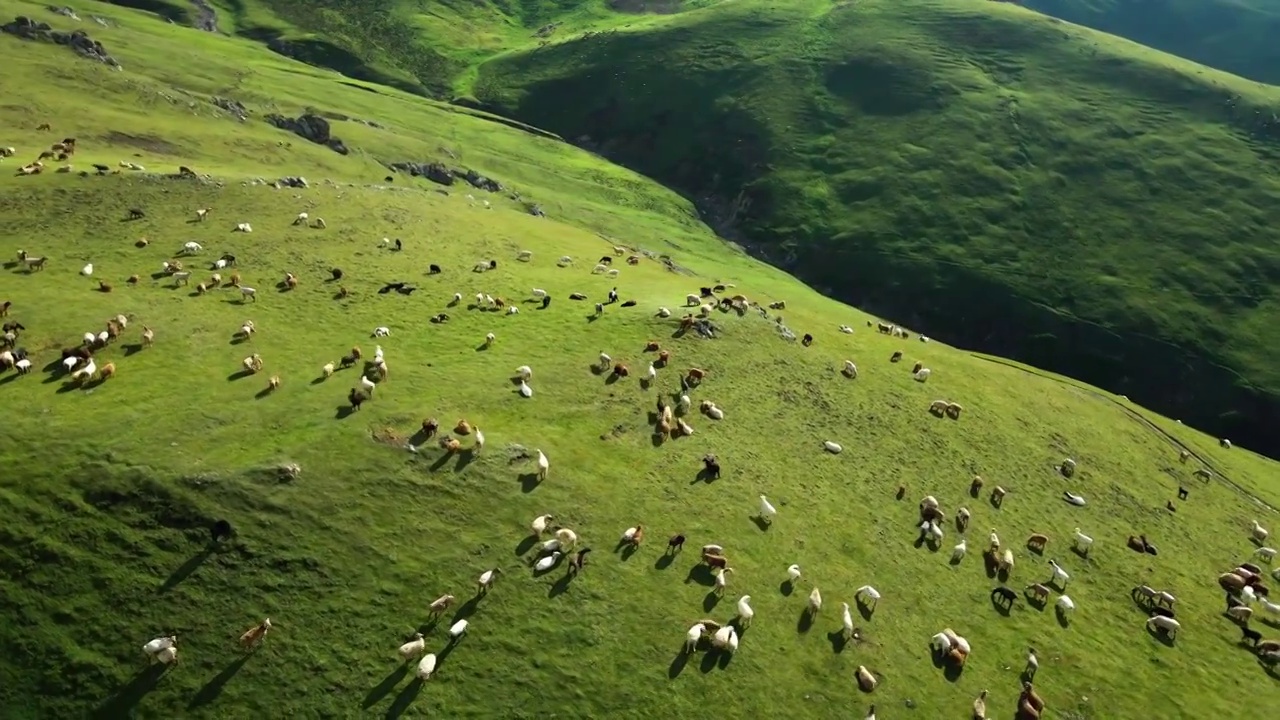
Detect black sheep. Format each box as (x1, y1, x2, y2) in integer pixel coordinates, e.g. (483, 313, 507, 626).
(540, 296, 551, 309)
(428, 264, 441, 274)
(394, 239, 402, 251)
(211, 519, 233, 543)
(330, 268, 343, 281)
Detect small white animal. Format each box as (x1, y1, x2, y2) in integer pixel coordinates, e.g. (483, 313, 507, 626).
(373, 326, 391, 337)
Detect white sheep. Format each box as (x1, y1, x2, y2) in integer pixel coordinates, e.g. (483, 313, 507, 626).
(292, 212, 309, 226)
(607, 268, 620, 278)
(989, 529, 1001, 551)
(71, 359, 97, 382)
(1000, 549, 1015, 572)
(517, 250, 533, 262)
(685, 293, 700, 306)
(657, 307, 671, 318)
(535, 551, 562, 572)
(448, 619, 469, 641)
(373, 326, 391, 338)
(1056, 595, 1076, 614)
(513, 365, 532, 381)
(360, 376, 377, 395)
(685, 622, 706, 653)
(155, 646, 178, 665)
(554, 527, 577, 547)
(15, 358, 32, 374)
(737, 595, 754, 627)
(592, 263, 607, 274)
(240, 286, 257, 302)
(841, 602, 855, 638)
(758, 495, 777, 524)
(598, 351, 612, 369)
(842, 360, 858, 378)
(676, 418, 693, 436)
(182, 241, 203, 255)
(398, 633, 426, 661)
(951, 539, 967, 562)
(484, 333, 495, 347)
(823, 440, 843, 454)
(507, 306, 519, 315)
(142, 635, 176, 656)
(312, 217, 326, 229)
(477, 567, 501, 593)
(930, 632, 952, 654)
(558, 255, 573, 266)
(474, 427, 485, 454)
(531, 514, 554, 535)
(1256, 547, 1277, 562)
(913, 368, 931, 382)
(81, 263, 93, 276)
(1259, 598, 1280, 615)
(714, 567, 733, 593)
(1253, 520, 1270, 543)
(322, 362, 335, 378)
(62, 356, 80, 373)
(706, 404, 724, 420)
(855, 585, 881, 610)
(1048, 559, 1070, 587)
(1073, 528, 1094, 555)
(416, 653, 437, 680)
(808, 587, 822, 614)
(536, 449, 549, 480)
(474, 262, 489, 272)
(1145, 615, 1179, 637)
(519, 379, 533, 398)
(787, 564, 802, 583)
(1227, 605, 1253, 622)
(678, 394, 691, 413)
(839, 325, 853, 334)
(234, 222, 252, 233)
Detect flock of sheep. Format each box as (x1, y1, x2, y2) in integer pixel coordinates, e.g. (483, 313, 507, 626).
(4, 144, 1280, 717)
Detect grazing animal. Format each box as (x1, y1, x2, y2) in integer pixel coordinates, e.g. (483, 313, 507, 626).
(1146, 615, 1181, 639)
(1025, 583, 1050, 604)
(238, 619, 273, 650)
(667, 534, 685, 553)
(702, 454, 721, 479)
(211, 519, 234, 543)
(1027, 533, 1048, 552)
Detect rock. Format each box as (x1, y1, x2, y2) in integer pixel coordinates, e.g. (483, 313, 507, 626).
(1, 17, 119, 67)
(264, 113, 349, 155)
(461, 169, 502, 192)
(526, 203, 546, 218)
(277, 176, 308, 188)
(211, 96, 248, 122)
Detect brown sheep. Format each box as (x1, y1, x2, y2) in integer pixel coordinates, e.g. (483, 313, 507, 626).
(912, 361, 923, 374)
(127, 274, 140, 285)
(441, 437, 461, 453)
(655, 418, 671, 437)
(945, 402, 963, 419)
(421, 418, 439, 439)
(337, 286, 350, 299)
(227, 272, 241, 287)
(627, 255, 640, 265)
(135, 238, 150, 248)
(657, 349, 671, 365)
(679, 316, 695, 330)
(627, 525, 645, 547)
(350, 346, 362, 360)
(455, 419, 472, 435)
(854, 665, 878, 692)
(98, 363, 116, 380)
(284, 273, 298, 290)
(890, 351, 903, 363)
(687, 367, 706, 381)
(702, 552, 728, 570)
(268, 375, 281, 392)
(1219, 572, 1247, 594)
(1025, 583, 1050, 604)
(991, 485, 1008, 507)
(612, 363, 629, 378)
(1027, 533, 1048, 552)
(644, 340, 660, 352)
(97, 281, 112, 293)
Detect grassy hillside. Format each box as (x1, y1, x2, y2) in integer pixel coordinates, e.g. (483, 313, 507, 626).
(3, 2, 1280, 718)
(472, 0, 1280, 456)
(1023, 0, 1280, 85)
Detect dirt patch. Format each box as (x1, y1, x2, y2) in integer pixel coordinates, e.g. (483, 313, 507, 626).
(101, 130, 183, 156)
(608, 0, 685, 13)
(371, 426, 407, 447)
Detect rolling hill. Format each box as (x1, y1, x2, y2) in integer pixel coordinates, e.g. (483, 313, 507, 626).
(1022, 0, 1280, 85)
(95, 0, 1280, 458)
(2, 2, 1280, 718)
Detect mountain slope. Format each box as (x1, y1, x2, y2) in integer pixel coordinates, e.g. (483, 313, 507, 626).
(473, 0, 1280, 455)
(1023, 0, 1280, 85)
(3, 2, 1280, 719)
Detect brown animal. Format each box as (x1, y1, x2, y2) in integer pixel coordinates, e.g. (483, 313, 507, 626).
(227, 272, 241, 286)
(1025, 583, 1050, 604)
(569, 548, 592, 574)
(98, 363, 116, 380)
(687, 367, 706, 382)
(612, 362, 629, 377)
(268, 375, 281, 391)
(348, 388, 367, 410)
(970, 475, 984, 496)
(337, 286, 350, 299)
(455, 419, 472, 435)
(238, 619, 272, 650)
(627, 525, 645, 547)
(645, 340, 660, 352)
(912, 361, 923, 374)
(627, 255, 641, 265)
(1127, 535, 1149, 553)
(667, 534, 685, 553)
(127, 274, 140, 285)
(441, 437, 461, 453)
(135, 238, 150, 247)
(97, 281, 112, 293)
(284, 273, 298, 289)
(1219, 572, 1247, 594)
(679, 316, 695, 330)
(422, 418, 439, 439)
(702, 552, 728, 570)
(896, 485, 906, 500)
(657, 349, 671, 365)
(1027, 533, 1048, 552)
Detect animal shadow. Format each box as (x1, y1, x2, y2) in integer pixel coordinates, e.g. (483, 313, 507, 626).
(654, 553, 675, 571)
(796, 607, 816, 634)
(188, 654, 252, 708)
(702, 591, 720, 612)
(514, 535, 537, 557)
(158, 544, 216, 593)
(779, 580, 794, 596)
(695, 468, 717, 483)
(335, 405, 358, 419)
(669, 648, 691, 678)
(751, 516, 771, 532)
(827, 630, 848, 654)
(122, 343, 143, 356)
(92, 664, 170, 718)
(684, 564, 715, 587)
(227, 370, 253, 381)
(384, 677, 423, 719)
(519, 473, 541, 493)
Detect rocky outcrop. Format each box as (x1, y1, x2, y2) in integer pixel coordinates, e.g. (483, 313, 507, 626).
(386, 161, 503, 192)
(264, 113, 349, 155)
(1, 16, 120, 68)
(211, 96, 248, 122)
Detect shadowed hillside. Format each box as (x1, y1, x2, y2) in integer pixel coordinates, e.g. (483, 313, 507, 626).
(1024, 0, 1280, 85)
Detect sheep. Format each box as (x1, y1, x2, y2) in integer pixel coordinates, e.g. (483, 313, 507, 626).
(1027, 533, 1048, 552)
(621, 525, 644, 547)
(913, 367, 931, 382)
(758, 495, 777, 524)
(372, 326, 391, 338)
(181, 241, 203, 255)
(1025, 583, 1050, 604)
(929, 399, 949, 415)
(1047, 559, 1070, 587)
(737, 591, 752, 625)
(240, 286, 257, 302)
(1227, 605, 1254, 623)
(989, 529, 1001, 551)
(1073, 528, 1093, 556)
(842, 359, 858, 378)
(535, 551, 562, 573)
(1060, 457, 1077, 478)
(714, 567, 734, 593)
(1257, 547, 1278, 562)
(950, 539, 967, 563)
(684, 622, 706, 653)
(823, 440, 843, 454)
(242, 354, 263, 373)
(1146, 615, 1180, 638)
(1220, 438, 1232, 448)
(239, 618, 273, 650)
(855, 585, 881, 611)
(1253, 520, 1270, 543)
(970, 475, 984, 495)
(536, 449, 549, 480)
(468, 568, 502, 597)
(448, 619, 469, 642)
(612, 362, 629, 378)
(171, 271, 192, 287)
(517, 249, 533, 262)
(98, 363, 116, 381)
(81, 263, 93, 276)
(234, 222, 252, 233)
(267, 375, 281, 392)
(999, 549, 1015, 573)
(14, 358, 32, 374)
(1056, 594, 1076, 615)
(702, 552, 728, 570)
(398, 633, 426, 662)
(956, 507, 971, 531)
(808, 587, 823, 615)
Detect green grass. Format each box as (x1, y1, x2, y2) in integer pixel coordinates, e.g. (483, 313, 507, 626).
(91, 2, 1280, 452)
(3, 2, 1280, 719)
